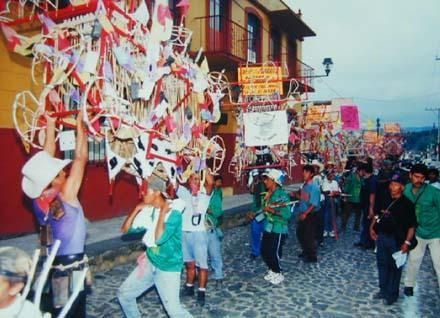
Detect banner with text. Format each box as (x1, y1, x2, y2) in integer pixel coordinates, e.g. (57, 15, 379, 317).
(238, 66, 283, 96)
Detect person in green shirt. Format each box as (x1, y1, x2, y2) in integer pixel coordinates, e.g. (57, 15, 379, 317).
(118, 173, 192, 318)
(403, 164, 440, 297)
(260, 169, 291, 285)
(206, 176, 224, 288)
(342, 168, 362, 231)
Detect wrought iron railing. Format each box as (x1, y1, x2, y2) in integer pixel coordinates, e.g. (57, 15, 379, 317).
(193, 15, 260, 63)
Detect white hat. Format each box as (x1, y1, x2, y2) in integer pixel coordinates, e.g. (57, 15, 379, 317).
(262, 169, 285, 186)
(311, 159, 324, 171)
(21, 151, 72, 199)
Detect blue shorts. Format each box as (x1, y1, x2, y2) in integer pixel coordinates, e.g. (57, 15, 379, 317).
(182, 231, 208, 269)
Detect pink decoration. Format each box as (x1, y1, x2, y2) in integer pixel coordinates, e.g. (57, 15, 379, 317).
(340, 105, 360, 130)
(157, 4, 173, 26)
(176, 0, 190, 18)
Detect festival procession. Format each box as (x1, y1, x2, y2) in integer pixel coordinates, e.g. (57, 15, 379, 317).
(0, 0, 439, 317)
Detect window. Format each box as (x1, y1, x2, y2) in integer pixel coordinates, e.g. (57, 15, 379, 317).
(247, 13, 261, 63)
(288, 40, 297, 77)
(270, 28, 281, 62)
(209, 0, 228, 31)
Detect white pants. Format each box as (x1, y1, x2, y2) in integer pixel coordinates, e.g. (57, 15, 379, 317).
(404, 236, 440, 293)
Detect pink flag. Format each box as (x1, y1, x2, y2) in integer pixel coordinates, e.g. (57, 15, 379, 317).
(340, 105, 360, 130)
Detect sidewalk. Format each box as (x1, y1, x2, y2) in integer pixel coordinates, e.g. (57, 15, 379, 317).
(0, 184, 300, 271)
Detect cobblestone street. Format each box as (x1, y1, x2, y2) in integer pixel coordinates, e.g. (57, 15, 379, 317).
(86, 223, 440, 318)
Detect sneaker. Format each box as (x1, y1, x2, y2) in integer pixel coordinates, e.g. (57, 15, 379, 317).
(323, 231, 328, 237)
(329, 231, 335, 237)
(264, 270, 275, 281)
(182, 285, 194, 297)
(197, 290, 205, 307)
(270, 272, 284, 285)
(403, 287, 414, 296)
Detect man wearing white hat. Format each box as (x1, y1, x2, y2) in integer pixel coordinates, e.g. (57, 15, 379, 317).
(21, 114, 88, 318)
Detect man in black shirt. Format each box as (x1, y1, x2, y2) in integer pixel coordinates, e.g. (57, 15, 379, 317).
(370, 174, 417, 305)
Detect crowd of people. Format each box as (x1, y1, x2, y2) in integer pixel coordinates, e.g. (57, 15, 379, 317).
(1, 115, 439, 317)
(247, 157, 440, 307)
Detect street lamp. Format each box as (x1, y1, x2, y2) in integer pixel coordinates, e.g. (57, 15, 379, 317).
(322, 58, 333, 76)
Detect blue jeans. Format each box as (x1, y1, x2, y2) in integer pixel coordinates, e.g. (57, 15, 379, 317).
(323, 197, 335, 233)
(376, 234, 402, 302)
(251, 219, 265, 256)
(207, 229, 224, 280)
(117, 262, 192, 318)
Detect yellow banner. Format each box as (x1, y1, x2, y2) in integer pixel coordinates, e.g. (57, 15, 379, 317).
(305, 105, 339, 126)
(384, 123, 401, 134)
(363, 131, 379, 143)
(238, 66, 283, 96)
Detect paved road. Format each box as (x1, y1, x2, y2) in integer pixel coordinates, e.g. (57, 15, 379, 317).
(86, 223, 439, 318)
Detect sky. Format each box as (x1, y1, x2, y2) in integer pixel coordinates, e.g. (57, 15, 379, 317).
(288, 0, 440, 128)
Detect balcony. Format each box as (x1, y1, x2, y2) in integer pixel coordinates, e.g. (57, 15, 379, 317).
(193, 15, 260, 65)
(266, 54, 315, 93)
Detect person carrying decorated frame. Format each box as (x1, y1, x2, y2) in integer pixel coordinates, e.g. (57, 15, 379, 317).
(177, 171, 214, 307)
(21, 113, 88, 318)
(260, 169, 291, 285)
(118, 167, 192, 318)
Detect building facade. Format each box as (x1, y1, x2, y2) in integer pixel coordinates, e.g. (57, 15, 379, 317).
(0, 0, 316, 234)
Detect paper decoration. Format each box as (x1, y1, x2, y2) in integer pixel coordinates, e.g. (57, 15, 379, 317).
(340, 105, 360, 130)
(243, 111, 289, 147)
(82, 51, 99, 74)
(132, 0, 150, 25)
(59, 130, 76, 151)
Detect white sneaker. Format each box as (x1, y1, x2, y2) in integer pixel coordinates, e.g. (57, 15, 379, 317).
(270, 272, 284, 285)
(264, 270, 275, 281)
(323, 231, 328, 237)
(329, 231, 335, 237)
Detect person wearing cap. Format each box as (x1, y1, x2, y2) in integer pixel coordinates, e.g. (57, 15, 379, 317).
(296, 164, 321, 263)
(118, 172, 192, 318)
(0, 247, 42, 318)
(21, 113, 88, 317)
(206, 175, 225, 288)
(403, 164, 440, 297)
(369, 174, 417, 305)
(260, 169, 290, 284)
(177, 171, 214, 307)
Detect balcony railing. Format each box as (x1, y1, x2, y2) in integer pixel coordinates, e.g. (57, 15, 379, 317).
(266, 54, 315, 90)
(193, 15, 260, 63)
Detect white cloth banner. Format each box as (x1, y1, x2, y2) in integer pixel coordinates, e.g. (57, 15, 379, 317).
(243, 111, 289, 146)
